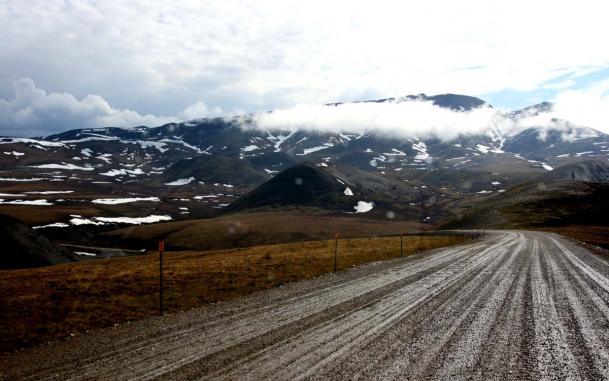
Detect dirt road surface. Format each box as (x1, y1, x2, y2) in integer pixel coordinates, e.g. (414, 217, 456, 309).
(2, 231, 609, 380)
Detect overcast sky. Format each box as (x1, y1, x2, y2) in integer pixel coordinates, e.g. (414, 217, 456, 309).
(2, 0, 609, 137)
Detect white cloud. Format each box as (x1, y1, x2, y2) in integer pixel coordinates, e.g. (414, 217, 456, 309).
(0, 79, 221, 136)
(177, 101, 223, 121)
(242, 91, 609, 141)
(2, 1, 609, 137)
(0, 78, 178, 136)
(243, 100, 503, 141)
(550, 80, 609, 134)
(244, 100, 523, 142)
(2, 0, 609, 131)
(498, 80, 609, 136)
(3, 76, 609, 141)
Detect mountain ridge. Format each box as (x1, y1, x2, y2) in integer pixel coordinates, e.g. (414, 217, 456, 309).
(1, 92, 608, 228)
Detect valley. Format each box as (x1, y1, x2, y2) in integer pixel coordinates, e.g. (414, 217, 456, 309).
(5, 2, 609, 379)
(3, 231, 609, 380)
(2, 94, 609, 379)
(0, 232, 466, 352)
(1, 94, 608, 238)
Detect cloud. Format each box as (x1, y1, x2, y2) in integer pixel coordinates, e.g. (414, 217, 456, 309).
(503, 80, 609, 136)
(550, 80, 609, 134)
(241, 91, 609, 141)
(2, 0, 609, 128)
(3, 78, 609, 142)
(177, 101, 223, 121)
(0, 79, 221, 136)
(240, 100, 508, 141)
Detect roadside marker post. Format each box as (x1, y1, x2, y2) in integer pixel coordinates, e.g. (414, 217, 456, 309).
(334, 233, 339, 273)
(400, 233, 404, 257)
(159, 240, 164, 316)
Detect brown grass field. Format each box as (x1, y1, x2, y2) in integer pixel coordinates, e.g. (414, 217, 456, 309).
(100, 212, 430, 251)
(0, 234, 468, 352)
(541, 225, 609, 252)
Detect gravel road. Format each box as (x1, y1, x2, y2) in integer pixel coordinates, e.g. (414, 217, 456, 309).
(2, 231, 609, 380)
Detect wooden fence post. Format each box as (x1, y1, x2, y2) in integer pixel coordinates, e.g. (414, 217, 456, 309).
(159, 240, 164, 316)
(334, 233, 339, 273)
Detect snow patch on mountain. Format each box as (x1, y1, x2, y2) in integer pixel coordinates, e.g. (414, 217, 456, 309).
(266, 130, 295, 152)
(242, 145, 259, 152)
(33, 222, 70, 229)
(96, 154, 112, 164)
(30, 163, 95, 171)
(297, 143, 333, 155)
(201, 145, 214, 155)
(92, 197, 160, 205)
(165, 177, 195, 186)
(0, 177, 44, 182)
(354, 201, 374, 213)
(130, 140, 168, 153)
(101, 168, 146, 177)
(486, 124, 509, 150)
(339, 133, 353, 141)
(95, 215, 172, 224)
(475, 144, 503, 154)
(159, 138, 202, 153)
(26, 191, 74, 195)
(0, 138, 64, 147)
(70, 215, 172, 225)
(3, 151, 24, 157)
(412, 141, 429, 161)
(0, 198, 53, 205)
(385, 149, 406, 156)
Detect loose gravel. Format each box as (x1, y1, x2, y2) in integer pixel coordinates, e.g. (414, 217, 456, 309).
(2, 231, 609, 380)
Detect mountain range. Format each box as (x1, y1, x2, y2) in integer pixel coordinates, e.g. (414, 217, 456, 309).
(0, 93, 608, 235)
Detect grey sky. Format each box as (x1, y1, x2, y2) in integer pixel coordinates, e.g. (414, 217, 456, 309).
(2, 0, 609, 136)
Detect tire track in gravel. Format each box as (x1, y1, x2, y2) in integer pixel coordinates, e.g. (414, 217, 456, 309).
(15, 240, 494, 381)
(75, 241, 500, 381)
(160, 240, 511, 380)
(470, 238, 534, 379)
(431, 235, 532, 380)
(539, 234, 609, 379)
(2, 231, 609, 380)
(387, 233, 528, 380)
(305, 233, 526, 380)
(204, 235, 522, 381)
(528, 237, 580, 379)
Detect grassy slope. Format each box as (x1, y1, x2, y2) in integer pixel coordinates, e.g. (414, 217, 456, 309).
(98, 212, 430, 251)
(540, 225, 609, 251)
(0, 234, 467, 352)
(441, 181, 609, 250)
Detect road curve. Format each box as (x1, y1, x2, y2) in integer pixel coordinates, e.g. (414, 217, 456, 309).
(2, 231, 609, 380)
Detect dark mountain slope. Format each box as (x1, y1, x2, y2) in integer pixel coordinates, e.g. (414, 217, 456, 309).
(502, 126, 609, 161)
(223, 162, 452, 221)
(442, 167, 609, 230)
(425, 93, 488, 110)
(443, 160, 609, 228)
(356, 93, 488, 110)
(0, 214, 77, 269)
(225, 163, 351, 212)
(159, 155, 269, 186)
(545, 159, 609, 182)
